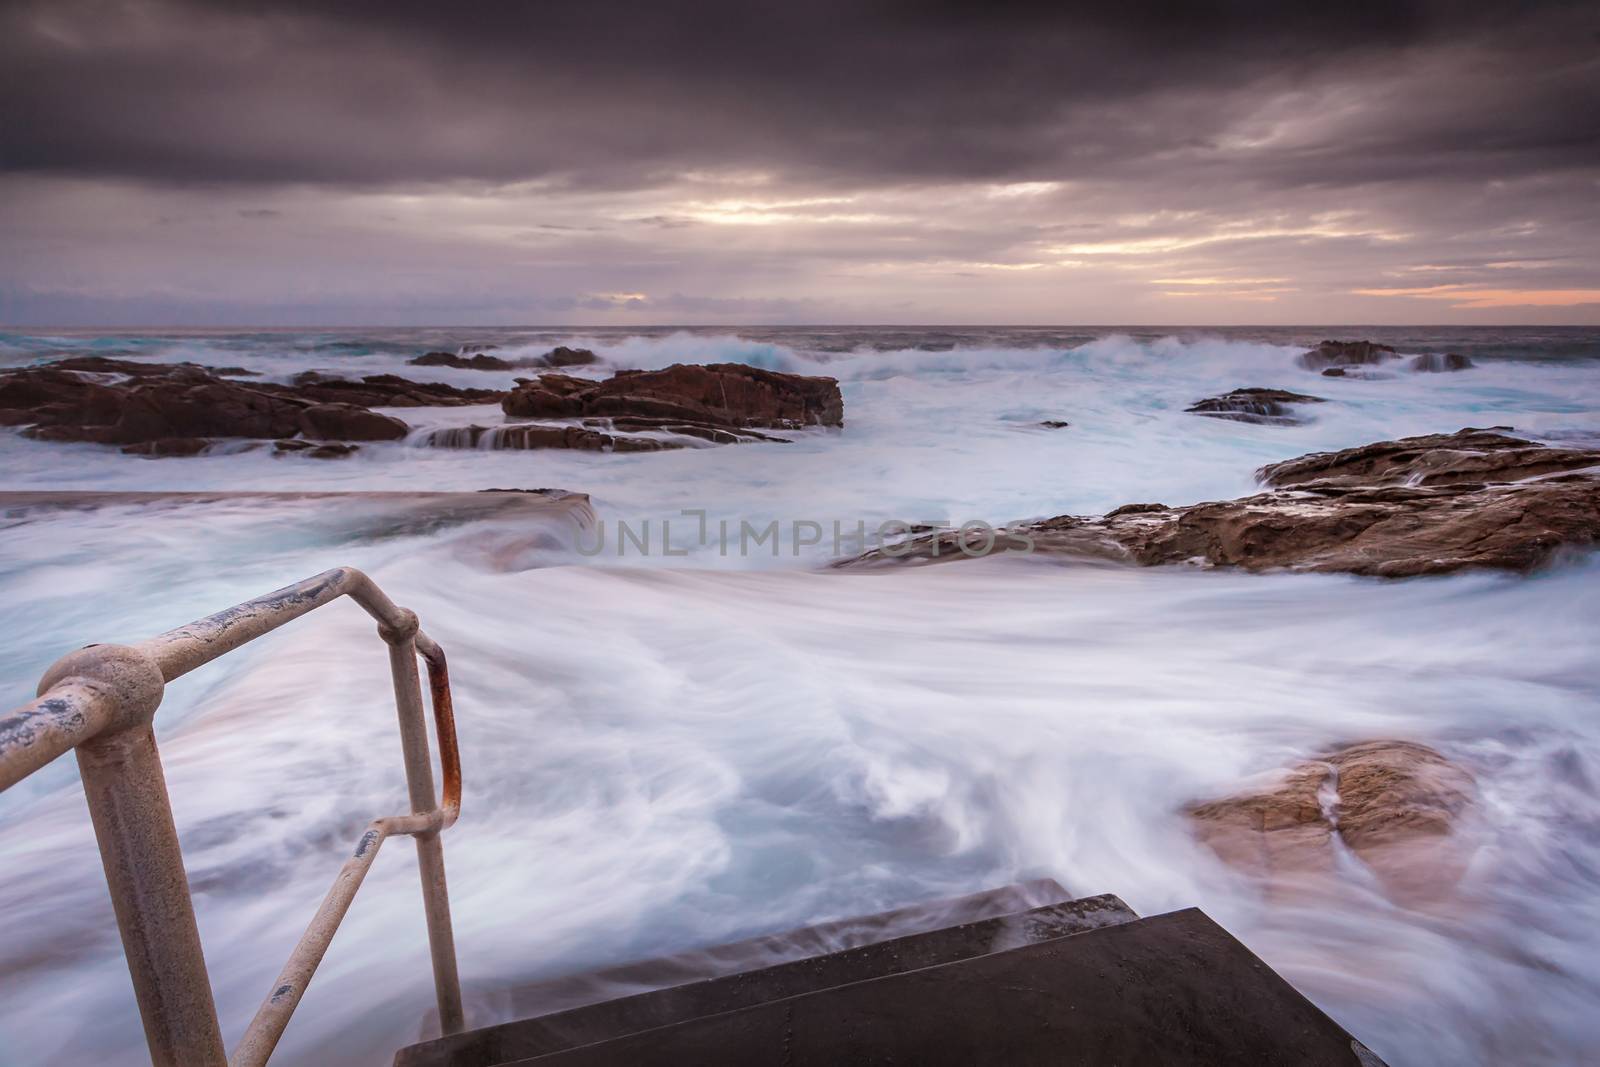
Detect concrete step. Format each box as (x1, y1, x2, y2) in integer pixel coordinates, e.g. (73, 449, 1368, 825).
(505, 908, 1385, 1067)
(396, 881, 1134, 1067)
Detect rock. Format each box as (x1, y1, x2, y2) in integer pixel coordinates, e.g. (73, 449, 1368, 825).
(408, 345, 598, 371)
(412, 423, 686, 453)
(500, 363, 844, 432)
(502, 385, 585, 419)
(1322, 368, 1347, 378)
(1298, 339, 1400, 371)
(541, 345, 599, 367)
(1188, 764, 1334, 882)
(273, 439, 359, 459)
(1189, 741, 1476, 900)
(1257, 428, 1598, 488)
(279, 372, 502, 407)
(411, 351, 518, 370)
(297, 403, 408, 441)
(836, 429, 1600, 578)
(1409, 352, 1475, 373)
(0, 358, 421, 453)
(47, 356, 259, 378)
(1186, 388, 1326, 426)
(1039, 420, 1071, 429)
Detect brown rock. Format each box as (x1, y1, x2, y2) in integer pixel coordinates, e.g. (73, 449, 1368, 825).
(501, 363, 843, 432)
(411, 351, 517, 370)
(837, 429, 1600, 577)
(411, 423, 686, 453)
(503, 386, 584, 419)
(280, 372, 502, 407)
(1257, 428, 1599, 488)
(0, 358, 422, 452)
(1189, 741, 1476, 901)
(297, 403, 408, 441)
(1188, 765, 1335, 882)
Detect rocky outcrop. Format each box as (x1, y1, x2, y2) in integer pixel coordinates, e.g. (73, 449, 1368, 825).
(1257, 428, 1600, 488)
(0, 358, 410, 452)
(285, 371, 502, 407)
(414, 416, 790, 454)
(502, 363, 844, 430)
(412, 351, 517, 370)
(410, 345, 600, 371)
(1298, 339, 1400, 371)
(1189, 741, 1476, 899)
(1186, 388, 1325, 426)
(1301, 340, 1474, 376)
(836, 429, 1600, 577)
(1408, 352, 1474, 373)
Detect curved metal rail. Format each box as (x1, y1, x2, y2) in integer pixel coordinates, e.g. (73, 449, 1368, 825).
(0, 567, 465, 1066)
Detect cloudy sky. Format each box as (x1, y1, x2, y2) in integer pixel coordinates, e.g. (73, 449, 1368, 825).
(2, 0, 1597, 326)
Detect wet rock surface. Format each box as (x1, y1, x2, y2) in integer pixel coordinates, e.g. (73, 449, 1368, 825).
(0, 357, 416, 450)
(284, 371, 502, 407)
(410, 345, 600, 371)
(1257, 428, 1600, 488)
(414, 417, 791, 454)
(1408, 352, 1475, 373)
(1301, 339, 1473, 375)
(1298, 339, 1401, 371)
(837, 429, 1600, 577)
(1189, 741, 1477, 899)
(2, 356, 842, 456)
(502, 363, 844, 431)
(1186, 388, 1326, 425)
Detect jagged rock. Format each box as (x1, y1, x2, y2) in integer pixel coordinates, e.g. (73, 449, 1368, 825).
(501, 363, 844, 432)
(836, 429, 1600, 577)
(0, 358, 417, 452)
(1258, 428, 1599, 488)
(1408, 352, 1475, 373)
(1189, 741, 1476, 900)
(1298, 339, 1400, 371)
(1186, 388, 1326, 426)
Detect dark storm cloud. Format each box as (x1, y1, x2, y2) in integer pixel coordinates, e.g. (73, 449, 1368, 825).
(2, 0, 1594, 190)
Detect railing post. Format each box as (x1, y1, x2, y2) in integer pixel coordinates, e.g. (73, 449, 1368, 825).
(78, 725, 228, 1066)
(381, 611, 466, 1035)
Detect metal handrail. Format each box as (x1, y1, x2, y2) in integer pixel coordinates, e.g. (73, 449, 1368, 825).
(0, 567, 466, 1066)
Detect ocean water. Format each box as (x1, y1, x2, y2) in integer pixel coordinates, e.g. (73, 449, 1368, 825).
(1, 326, 1598, 1065)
